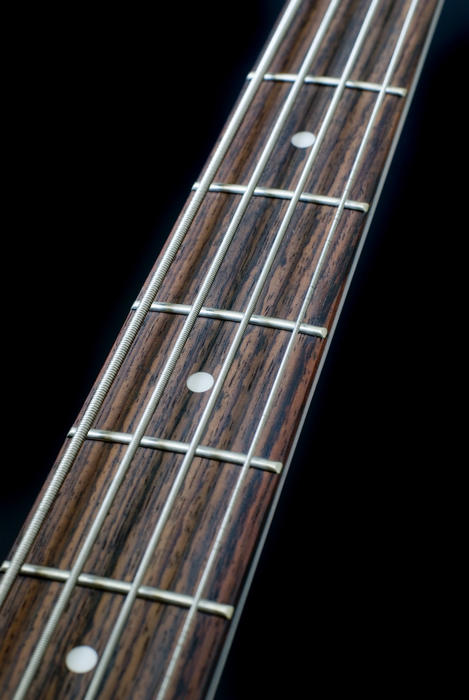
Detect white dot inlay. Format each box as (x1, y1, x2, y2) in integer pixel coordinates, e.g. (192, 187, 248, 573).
(65, 645, 98, 674)
(186, 371, 214, 393)
(291, 131, 316, 148)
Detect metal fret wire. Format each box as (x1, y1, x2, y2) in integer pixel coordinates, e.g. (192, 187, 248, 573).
(132, 300, 328, 338)
(11, 3, 337, 697)
(158, 2, 420, 696)
(86, 2, 384, 697)
(193, 181, 370, 212)
(247, 71, 408, 97)
(0, 0, 303, 613)
(67, 426, 283, 473)
(0, 561, 234, 620)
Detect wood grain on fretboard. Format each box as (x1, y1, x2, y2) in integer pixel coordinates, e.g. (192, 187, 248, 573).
(0, 1, 442, 698)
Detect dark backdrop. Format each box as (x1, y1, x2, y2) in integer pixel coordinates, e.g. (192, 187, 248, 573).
(1, 2, 467, 697)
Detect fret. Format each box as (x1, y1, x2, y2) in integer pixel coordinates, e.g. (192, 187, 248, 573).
(247, 71, 408, 97)
(0, 562, 234, 620)
(192, 180, 370, 212)
(67, 426, 283, 474)
(132, 299, 329, 338)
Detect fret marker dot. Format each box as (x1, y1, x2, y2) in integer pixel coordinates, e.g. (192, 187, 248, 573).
(291, 131, 316, 148)
(186, 371, 214, 393)
(65, 645, 98, 674)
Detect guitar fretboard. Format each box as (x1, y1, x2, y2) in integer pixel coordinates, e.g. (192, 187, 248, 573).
(0, 1, 442, 698)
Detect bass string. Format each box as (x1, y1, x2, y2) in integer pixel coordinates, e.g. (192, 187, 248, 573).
(84, 2, 395, 698)
(0, 0, 303, 609)
(10, 1, 340, 697)
(156, 0, 422, 697)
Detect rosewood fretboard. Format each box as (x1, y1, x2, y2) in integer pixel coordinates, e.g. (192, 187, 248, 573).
(0, 1, 443, 698)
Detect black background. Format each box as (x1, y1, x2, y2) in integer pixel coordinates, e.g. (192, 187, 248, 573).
(1, 1, 467, 697)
